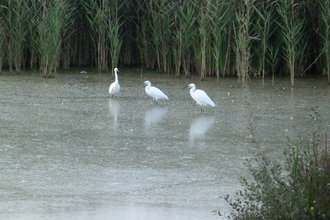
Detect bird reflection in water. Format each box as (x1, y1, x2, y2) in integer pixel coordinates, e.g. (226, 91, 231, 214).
(108, 99, 120, 129)
(144, 107, 168, 130)
(189, 116, 215, 145)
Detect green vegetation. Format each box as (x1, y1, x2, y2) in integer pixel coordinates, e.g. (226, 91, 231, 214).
(220, 107, 330, 219)
(0, 0, 330, 84)
(320, 0, 330, 85)
(37, 0, 74, 78)
(276, 0, 306, 87)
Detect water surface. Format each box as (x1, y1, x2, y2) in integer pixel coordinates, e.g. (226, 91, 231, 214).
(1, 71, 329, 219)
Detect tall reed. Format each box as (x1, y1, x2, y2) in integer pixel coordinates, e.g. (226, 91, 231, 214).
(0, 12, 4, 72)
(172, 2, 196, 76)
(209, 1, 232, 81)
(73, 2, 95, 67)
(1, 0, 330, 84)
(4, 0, 28, 73)
(147, 0, 174, 73)
(233, 0, 255, 84)
(24, 0, 39, 70)
(37, 0, 74, 77)
(195, 0, 211, 80)
(118, 1, 136, 66)
(320, 0, 330, 85)
(60, 2, 76, 70)
(253, 1, 276, 82)
(266, 44, 280, 86)
(83, 0, 110, 72)
(276, 0, 306, 87)
(106, 0, 124, 73)
(136, 15, 155, 69)
(83, 0, 124, 73)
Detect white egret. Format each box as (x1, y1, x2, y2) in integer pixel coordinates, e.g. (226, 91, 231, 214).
(188, 83, 215, 112)
(144, 81, 169, 102)
(109, 68, 120, 98)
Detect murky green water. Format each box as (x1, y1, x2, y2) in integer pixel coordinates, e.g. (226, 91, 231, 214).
(1, 70, 329, 219)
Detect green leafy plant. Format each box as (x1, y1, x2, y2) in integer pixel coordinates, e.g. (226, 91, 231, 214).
(220, 107, 330, 219)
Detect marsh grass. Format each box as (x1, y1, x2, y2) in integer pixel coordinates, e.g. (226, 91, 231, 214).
(220, 107, 330, 219)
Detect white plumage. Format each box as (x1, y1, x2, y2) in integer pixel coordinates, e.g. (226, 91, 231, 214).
(144, 81, 169, 101)
(188, 83, 215, 112)
(109, 68, 120, 98)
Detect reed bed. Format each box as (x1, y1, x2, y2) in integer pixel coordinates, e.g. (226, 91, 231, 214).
(0, 0, 330, 84)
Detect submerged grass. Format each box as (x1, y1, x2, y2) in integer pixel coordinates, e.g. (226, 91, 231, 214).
(220, 107, 330, 219)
